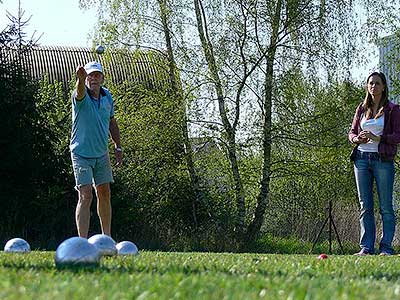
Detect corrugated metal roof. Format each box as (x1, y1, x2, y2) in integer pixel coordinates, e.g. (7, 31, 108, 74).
(1, 45, 170, 90)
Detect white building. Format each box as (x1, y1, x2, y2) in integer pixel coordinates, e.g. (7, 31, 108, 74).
(379, 35, 400, 103)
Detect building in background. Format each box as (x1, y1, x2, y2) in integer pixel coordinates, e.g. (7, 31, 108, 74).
(0, 46, 170, 96)
(379, 34, 400, 103)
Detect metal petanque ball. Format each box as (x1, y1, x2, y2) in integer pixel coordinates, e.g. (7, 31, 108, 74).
(4, 238, 30, 253)
(95, 44, 105, 54)
(88, 234, 117, 256)
(116, 241, 139, 256)
(55, 237, 101, 268)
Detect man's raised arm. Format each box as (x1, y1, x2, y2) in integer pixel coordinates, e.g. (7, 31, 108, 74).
(75, 66, 87, 100)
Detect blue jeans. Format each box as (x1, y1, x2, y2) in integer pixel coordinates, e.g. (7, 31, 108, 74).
(354, 151, 396, 254)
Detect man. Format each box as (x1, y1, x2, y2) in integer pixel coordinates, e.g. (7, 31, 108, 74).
(70, 61, 122, 238)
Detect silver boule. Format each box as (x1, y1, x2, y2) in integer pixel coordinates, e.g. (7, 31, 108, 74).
(88, 234, 117, 256)
(55, 237, 100, 267)
(95, 44, 105, 54)
(116, 241, 139, 256)
(4, 238, 30, 253)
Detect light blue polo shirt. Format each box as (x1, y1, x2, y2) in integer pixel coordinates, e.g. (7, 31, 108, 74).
(70, 87, 115, 158)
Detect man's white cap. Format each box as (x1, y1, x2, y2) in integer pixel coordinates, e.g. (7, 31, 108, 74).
(84, 61, 104, 75)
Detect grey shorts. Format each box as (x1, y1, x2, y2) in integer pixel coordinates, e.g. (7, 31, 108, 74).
(71, 152, 114, 190)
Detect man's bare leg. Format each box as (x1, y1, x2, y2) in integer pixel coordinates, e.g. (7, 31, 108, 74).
(95, 183, 112, 236)
(75, 185, 93, 238)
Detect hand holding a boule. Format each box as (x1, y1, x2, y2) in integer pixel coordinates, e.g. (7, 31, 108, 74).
(76, 65, 87, 81)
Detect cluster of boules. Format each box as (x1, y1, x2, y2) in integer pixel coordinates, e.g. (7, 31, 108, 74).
(54, 234, 139, 268)
(3, 235, 139, 268)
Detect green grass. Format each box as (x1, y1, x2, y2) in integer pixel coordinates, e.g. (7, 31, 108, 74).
(1, 251, 400, 299)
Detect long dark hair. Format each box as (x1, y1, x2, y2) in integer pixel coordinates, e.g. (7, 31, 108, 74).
(363, 71, 389, 119)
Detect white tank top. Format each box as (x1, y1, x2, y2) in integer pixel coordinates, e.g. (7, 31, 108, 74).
(358, 114, 384, 153)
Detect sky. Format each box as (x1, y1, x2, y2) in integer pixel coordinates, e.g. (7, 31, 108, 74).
(0, 0, 97, 47)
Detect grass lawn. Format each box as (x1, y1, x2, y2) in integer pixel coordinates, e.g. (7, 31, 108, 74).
(1, 251, 400, 299)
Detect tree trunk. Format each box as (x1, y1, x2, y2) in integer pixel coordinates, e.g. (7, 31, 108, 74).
(158, 0, 202, 228)
(193, 0, 246, 241)
(246, 0, 282, 244)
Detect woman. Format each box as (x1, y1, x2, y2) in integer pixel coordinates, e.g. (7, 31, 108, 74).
(349, 71, 400, 256)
